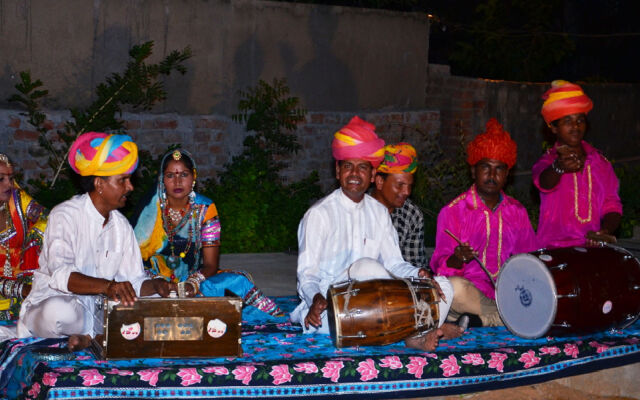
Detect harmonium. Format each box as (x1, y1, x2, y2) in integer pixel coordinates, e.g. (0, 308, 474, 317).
(102, 296, 242, 359)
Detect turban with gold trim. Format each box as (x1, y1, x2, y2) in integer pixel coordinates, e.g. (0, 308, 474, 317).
(541, 80, 593, 124)
(332, 116, 385, 168)
(68, 132, 138, 176)
(377, 143, 418, 174)
(467, 118, 517, 169)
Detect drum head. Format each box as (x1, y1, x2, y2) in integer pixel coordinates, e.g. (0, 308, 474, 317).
(496, 254, 557, 339)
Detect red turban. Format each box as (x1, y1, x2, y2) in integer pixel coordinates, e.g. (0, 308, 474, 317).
(541, 80, 593, 124)
(332, 116, 385, 168)
(377, 143, 418, 174)
(467, 118, 517, 169)
(69, 132, 138, 176)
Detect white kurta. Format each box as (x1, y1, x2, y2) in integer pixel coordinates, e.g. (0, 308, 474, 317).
(291, 189, 439, 333)
(18, 194, 148, 338)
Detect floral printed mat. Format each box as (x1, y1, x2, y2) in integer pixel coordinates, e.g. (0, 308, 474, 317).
(1, 296, 639, 399)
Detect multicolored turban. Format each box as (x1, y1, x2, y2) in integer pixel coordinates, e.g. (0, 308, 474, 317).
(68, 132, 138, 176)
(541, 80, 593, 124)
(332, 116, 385, 168)
(377, 143, 418, 174)
(467, 118, 517, 169)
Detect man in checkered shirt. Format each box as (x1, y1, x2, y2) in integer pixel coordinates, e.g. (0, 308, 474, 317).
(371, 143, 430, 273)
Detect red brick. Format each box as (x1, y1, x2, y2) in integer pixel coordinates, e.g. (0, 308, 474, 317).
(142, 120, 155, 129)
(124, 120, 141, 130)
(154, 119, 178, 129)
(42, 120, 54, 131)
(14, 129, 39, 141)
(8, 117, 20, 128)
(195, 118, 227, 130)
(209, 145, 222, 154)
(310, 114, 324, 124)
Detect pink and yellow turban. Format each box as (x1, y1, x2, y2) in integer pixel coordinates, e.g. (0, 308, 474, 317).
(68, 132, 138, 176)
(332, 116, 385, 168)
(467, 118, 517, 169)
(541, 80, 593, 124)
(377, 143, 418, 174)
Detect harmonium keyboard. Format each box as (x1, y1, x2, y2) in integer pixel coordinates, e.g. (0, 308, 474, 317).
(102, 296, 242, 359)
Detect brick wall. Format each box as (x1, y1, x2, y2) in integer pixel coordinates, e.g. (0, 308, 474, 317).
(0, 109, 440, 194)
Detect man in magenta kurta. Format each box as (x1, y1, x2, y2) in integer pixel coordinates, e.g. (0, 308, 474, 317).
(533, 80, 622, 248)
(430, 119, 537, 326)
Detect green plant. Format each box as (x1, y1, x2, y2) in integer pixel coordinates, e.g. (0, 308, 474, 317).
(9, 41, 191, 211)
(410, 124, 472, 246)
(616, 163, 640, 238)
(204, 79, 321, 253)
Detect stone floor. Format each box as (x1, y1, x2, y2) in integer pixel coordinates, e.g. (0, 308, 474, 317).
(219, 241, 640, 400)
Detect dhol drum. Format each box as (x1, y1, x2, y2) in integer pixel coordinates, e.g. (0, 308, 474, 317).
(496, 246, 640, 339)
(327, 278, 440, 348)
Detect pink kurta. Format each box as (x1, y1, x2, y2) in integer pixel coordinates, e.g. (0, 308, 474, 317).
(533, 141, 623, 249)
(430, 186, 538, 299)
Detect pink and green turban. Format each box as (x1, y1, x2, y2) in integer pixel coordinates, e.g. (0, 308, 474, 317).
(541, 80, 593, 124)
(377, 143, 418, 174)
(332, 116, 385, 168)
(68, 132, 138, 176)
(467, 118, 517, 169)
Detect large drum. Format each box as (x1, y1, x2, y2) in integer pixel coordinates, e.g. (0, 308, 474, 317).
(496, 246, 640, 339)
(327, 278, 439, 348)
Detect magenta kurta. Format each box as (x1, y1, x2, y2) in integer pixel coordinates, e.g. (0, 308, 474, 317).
(533, 141, 623, 249)
(430, 186, 538, 299)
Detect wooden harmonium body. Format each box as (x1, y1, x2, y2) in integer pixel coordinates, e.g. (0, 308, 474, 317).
(103, 296, 242, 359)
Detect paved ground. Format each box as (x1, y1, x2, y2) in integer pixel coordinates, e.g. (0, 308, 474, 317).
(219, 239, 640, 399)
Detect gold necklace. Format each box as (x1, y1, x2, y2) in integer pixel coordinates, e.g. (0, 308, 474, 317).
(573, 164, 592, 224)
(482, 209, 503, 279)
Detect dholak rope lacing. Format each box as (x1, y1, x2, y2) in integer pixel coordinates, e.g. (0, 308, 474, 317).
(402, 277, 437, 334)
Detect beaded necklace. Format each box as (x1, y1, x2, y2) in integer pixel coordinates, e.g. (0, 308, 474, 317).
(573, 164, 592, 224)
(163, 203, 194, 260)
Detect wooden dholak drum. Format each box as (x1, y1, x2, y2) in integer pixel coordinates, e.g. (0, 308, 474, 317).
(496, 246, 640, 339)
(327, 278, 440, 348)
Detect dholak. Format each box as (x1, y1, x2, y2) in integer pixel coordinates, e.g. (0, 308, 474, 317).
(327, 278, 439, 348)
(496, 246, 640, 339)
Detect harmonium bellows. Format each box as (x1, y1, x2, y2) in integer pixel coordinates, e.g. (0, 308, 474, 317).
(103, 297, 242, 359)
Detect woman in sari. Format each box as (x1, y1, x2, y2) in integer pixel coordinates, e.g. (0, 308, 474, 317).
(133, 149, 282, 317)
(0, 153, 47, 320)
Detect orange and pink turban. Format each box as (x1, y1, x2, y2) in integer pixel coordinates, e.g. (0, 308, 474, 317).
(467, 118, 517, 169)
(68, 132, 138, 176)
(332, 116, 385, 168)
(377, 143, 418, 174)
(541, 80, 593, 124)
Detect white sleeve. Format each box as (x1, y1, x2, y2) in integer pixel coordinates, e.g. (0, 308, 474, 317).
(42, 209, 81, 293)
(114, 224, 148, 297)
(296, 209, 327, 306)
(379, 211, 420, 279)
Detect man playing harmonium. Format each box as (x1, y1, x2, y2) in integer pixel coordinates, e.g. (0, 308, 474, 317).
(430, 118, 538, 327)
(17, 132, 174, 350)
(290, 116, 462, 351)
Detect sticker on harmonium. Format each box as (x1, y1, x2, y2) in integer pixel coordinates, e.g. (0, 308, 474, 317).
(207, 319, 227, 338)
(120, 322, 141, 340)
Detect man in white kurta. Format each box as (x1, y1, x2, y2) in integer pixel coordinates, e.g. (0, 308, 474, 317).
(290, 188, 453, 334)
(290, 117, 454, 350)
(18, 193, 148, 338)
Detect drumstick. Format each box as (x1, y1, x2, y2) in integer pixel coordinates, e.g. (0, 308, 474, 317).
(444, 229, 496, 287)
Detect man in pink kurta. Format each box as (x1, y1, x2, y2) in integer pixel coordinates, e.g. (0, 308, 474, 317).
(431, 185, 538, 300)
(430, 119, 537, 327)
(534, 80, 622, 248)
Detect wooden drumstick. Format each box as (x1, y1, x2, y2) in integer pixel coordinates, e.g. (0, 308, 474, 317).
(444, 229, 496, 287)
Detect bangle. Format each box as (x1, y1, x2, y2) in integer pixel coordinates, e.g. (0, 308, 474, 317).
(552, 159, 564, 174)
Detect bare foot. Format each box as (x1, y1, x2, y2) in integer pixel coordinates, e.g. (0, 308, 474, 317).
(440, 322, 464, 340)
(67, 334, 92, 352)
(404, 328, 443, 351)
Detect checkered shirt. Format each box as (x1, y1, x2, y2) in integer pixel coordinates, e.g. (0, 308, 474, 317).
(391, 198, 429, 271)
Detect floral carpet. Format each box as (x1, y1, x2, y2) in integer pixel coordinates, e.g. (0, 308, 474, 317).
(1, 296, 639, 399)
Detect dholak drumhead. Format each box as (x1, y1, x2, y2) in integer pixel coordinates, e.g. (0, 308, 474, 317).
(495, 254, 557, 339)
(497, 246, 640, 339)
